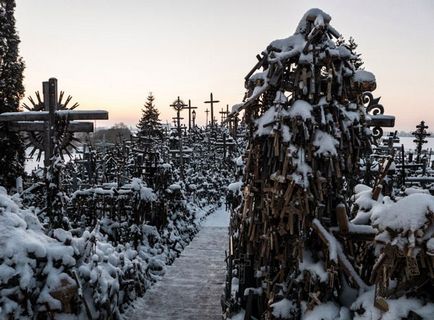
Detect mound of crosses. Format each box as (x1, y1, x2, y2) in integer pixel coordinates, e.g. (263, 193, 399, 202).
(223, 9, 400, 319)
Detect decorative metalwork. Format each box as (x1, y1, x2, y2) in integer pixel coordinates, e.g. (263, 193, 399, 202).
(363, 92, 384, 115)
(23, 91, 80, 160)
(363, 92, 386, 140)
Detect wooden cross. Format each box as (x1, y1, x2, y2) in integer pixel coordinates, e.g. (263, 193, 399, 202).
(187, 100, 198, 131)
(0, 78, 108, 166)
(204, 92, 219, 129)
(170, 96, 187, 179)
(0, 77, 108, 223)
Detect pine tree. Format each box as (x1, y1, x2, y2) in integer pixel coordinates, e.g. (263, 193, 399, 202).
(348, 36, 364, 70)
(0, 0, 26, 189)
(137, 93, 162, 139)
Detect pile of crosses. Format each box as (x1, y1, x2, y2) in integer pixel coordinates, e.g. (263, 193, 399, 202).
(220, 9, 431, 319)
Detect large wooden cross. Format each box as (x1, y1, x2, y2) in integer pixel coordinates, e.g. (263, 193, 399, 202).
(204, 92, 219, 129)
(170, 96, 187, 179)
(0, 78, 108, 167)
(0, 78, 108, 223)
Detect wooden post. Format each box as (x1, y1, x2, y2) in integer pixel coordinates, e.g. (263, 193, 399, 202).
(205, 108, 209, 126)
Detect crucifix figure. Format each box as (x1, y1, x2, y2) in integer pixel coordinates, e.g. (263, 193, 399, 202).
(204, 92, 219, 129)
(170, 96, 187, 179)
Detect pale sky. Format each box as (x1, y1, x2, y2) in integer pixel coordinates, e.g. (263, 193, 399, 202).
(15, 0, 434, 131)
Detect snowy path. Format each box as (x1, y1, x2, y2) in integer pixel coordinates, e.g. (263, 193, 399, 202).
(124, 206, 229, 320)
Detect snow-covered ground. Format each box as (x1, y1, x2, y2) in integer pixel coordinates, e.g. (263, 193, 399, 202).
(124, 207, 229, 319)
(202, 204, 230, 227)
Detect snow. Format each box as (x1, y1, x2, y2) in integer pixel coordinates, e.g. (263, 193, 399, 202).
(271, 298, 295, 319)
(255, 105, 277, 136)
(404, 187, 429, 195)
(288, 100, 313, 120)
(313, 130, 339, 156)
(291, 149, 312, 188)
(312, 219, 338, 262)
(202, 204, 230, 227)
(298, 250, 328, 282)
(371, 193, 434, 232)
(353, 70, 376, 83)
(352, 289, 434, 320)
(302, 302, 344, 320)
(228, 180, 243, 195)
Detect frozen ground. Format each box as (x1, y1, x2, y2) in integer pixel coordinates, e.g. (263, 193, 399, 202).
(123, 206, 229, 319)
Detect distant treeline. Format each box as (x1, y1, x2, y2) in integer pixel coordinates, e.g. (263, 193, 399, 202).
(76, 123, 133, 145)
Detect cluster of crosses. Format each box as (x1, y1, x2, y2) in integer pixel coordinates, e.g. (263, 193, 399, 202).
(169, 93, 238, 180)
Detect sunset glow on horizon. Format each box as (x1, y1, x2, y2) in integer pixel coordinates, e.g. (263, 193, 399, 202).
(15, 0, 434, 131)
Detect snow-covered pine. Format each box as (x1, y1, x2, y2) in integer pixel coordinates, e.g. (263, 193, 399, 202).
(0, 0, 26, 189)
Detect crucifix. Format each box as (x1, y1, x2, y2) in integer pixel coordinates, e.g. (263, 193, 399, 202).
(170, 96, 187, 180)
(0, 77, 108, 225)
(187, 100, 198, 131)
(204, 92, 219, 129)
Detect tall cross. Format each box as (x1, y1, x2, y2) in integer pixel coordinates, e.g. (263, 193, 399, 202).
(170, 96, 187, 179)
(204, 93, 219, 129)
(0, 77, 108, 224)
(187, 100, 198, 131)
(0, 79, 108, 164)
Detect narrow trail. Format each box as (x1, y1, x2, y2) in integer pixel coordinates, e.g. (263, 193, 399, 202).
(124, 206, 229, 320)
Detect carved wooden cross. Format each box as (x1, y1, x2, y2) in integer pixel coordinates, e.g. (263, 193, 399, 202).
(204, 92, 219, 129)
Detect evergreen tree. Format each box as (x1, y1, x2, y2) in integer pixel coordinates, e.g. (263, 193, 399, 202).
(137, 93, 162, 139)
(0, 0, 26, 189)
